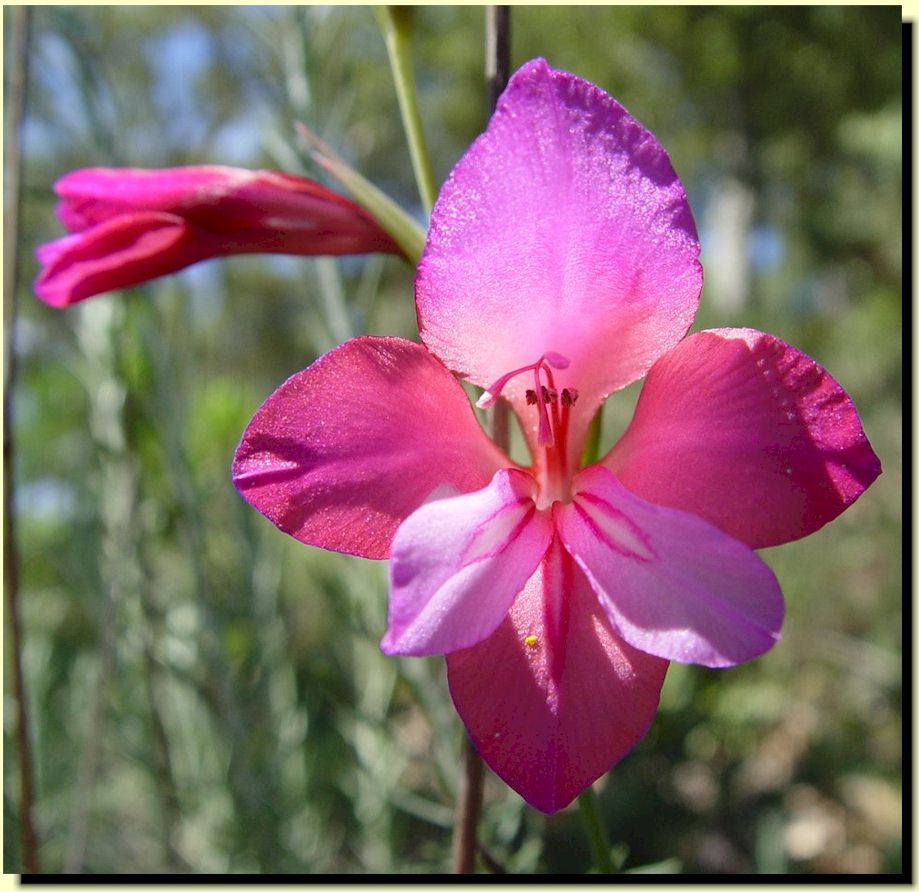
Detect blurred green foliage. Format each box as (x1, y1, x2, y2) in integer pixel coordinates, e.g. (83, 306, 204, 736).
(5, 5, 901, 875)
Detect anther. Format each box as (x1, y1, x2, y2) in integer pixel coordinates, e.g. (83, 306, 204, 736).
(561, 388, 579, 407)
(525, 389, 538, 406)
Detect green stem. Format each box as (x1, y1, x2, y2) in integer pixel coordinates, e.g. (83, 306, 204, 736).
(577, 786, 616, 874)
(376, 6, 438, 215)
(297, 123, 426, 264)
(581, 405, 604, 467)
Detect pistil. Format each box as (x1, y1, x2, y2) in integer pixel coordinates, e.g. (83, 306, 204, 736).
(477, 352, 580, 508)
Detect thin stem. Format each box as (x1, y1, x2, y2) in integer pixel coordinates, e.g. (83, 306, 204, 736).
(451, 735, 484, 873)
(4, 5, 41, 875)
(376, 6, 438, 215)
(577, 786, 616, 874)
(450, 11, 511, 873)
(485, 6, 511, 111)
(451, 381, 507, 874)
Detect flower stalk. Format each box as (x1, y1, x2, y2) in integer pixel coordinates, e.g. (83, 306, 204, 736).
(578, 786, 616, 874)
(451, 734, 485, 873)
(485, 6, 511, 111)
(376, 6, 438, 215)
(451, 9, 512, 873)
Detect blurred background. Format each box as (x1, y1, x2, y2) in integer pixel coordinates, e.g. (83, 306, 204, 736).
(4, 5, 902, 875)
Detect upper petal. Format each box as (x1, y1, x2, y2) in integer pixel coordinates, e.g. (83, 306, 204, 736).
(416, 58, 701, 408)
(33, 211, 205, 308)
(447, 537, 668, 814)
(605, 328, 882, 549)
(54, 166, 400, 256)
(232, 337, 509, 560)
(54, 166, 253, 229)
(556, 465, 784, 668)
(382, 469, 553, 656)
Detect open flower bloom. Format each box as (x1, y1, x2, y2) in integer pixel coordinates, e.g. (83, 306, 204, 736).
(34, 165, 401, 307)
(232, 60, 881, 813)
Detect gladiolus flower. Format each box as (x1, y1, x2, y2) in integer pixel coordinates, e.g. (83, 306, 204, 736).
(34, 166, 401, 307)
(232, 60, 881, 812)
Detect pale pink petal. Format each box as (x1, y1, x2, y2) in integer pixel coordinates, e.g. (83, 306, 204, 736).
(416, 58, 701, 415)
(556, 465, 784, 668)
(33, 212, 204, 308)
(382, 469, 552, 656)
(447, 538, 668, 814)
(605, 328, 882, 549)
(232, 337, 509, 560)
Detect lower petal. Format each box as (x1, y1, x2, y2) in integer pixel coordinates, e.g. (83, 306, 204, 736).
(556, 465, 784, 668)
(447, 538, 668, 814)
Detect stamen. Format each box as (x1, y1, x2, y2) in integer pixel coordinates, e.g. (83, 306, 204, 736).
(477, 351, 574, 452)
(476, 352, 571, 409)
(524, 634, 539, 647)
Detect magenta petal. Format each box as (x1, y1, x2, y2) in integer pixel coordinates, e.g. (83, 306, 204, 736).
(417, 58, 701, 411)
(606, 328, 882, 549)
(447, 538, 668, 814)
(382, 469, 552, 656)
(54, 166, 400, 255)
(37, 166, 401, 307)
(232, 337, 509, 560)
(54, 167, 249, 230)
(33, 212, 204, 308)
(556, 466, 784, 668)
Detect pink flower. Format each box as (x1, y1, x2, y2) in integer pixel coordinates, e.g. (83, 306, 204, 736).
(34, 166, 401, 308)
(232, 60, 881, 813)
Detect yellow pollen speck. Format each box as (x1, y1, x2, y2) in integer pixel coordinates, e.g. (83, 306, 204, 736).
(524, 635, 539, 647)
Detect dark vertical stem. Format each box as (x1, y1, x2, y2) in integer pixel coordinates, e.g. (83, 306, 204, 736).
(485, 4, 511, 463)
(451, 733, 485, 874)
(485, 6, 511, 112)
(451, 7, 512, 876)
(3, 5, 41, 875)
